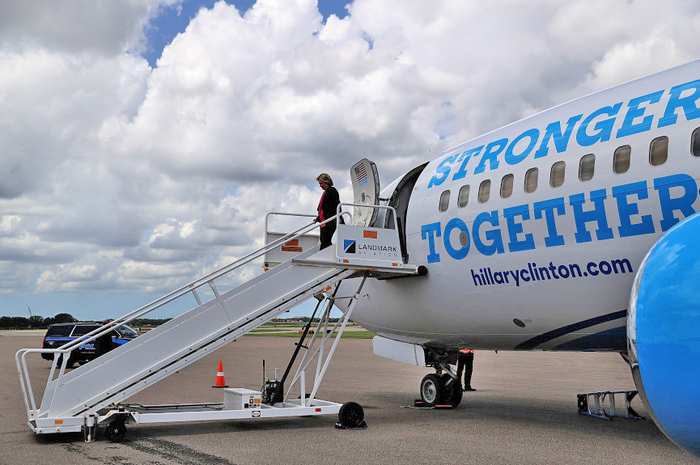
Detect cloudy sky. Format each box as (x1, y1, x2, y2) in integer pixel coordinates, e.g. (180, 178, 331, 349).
(2, 0, 700, 321)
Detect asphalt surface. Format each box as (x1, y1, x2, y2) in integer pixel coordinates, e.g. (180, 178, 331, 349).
(2, 331, 699, 465)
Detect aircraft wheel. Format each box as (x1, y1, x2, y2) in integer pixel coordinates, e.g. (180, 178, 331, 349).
(420, 373, 444, 407)
(338, 401, 364, 428)
(440, 373, 462, 408)
(105, 419, 127, 442)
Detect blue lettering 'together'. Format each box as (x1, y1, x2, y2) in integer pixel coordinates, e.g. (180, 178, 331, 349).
(421, 174, 697, 263)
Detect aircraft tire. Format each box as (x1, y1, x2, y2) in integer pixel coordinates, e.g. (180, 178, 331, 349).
(420, 373, 444, 407)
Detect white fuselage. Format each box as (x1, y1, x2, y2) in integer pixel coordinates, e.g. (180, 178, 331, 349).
(348, 60, 700, 351)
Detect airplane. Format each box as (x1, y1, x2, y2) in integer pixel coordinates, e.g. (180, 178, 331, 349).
(15, 60, 700, 457)
(336, 59, 700, 458)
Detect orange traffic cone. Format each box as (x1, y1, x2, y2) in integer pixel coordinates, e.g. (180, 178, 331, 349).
(212, 360, 228, 388)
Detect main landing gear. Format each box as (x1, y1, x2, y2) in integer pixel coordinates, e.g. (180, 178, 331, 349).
(419, 369, 462, 408)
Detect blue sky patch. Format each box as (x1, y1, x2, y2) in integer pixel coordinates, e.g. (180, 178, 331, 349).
(143, 0, 352, 68)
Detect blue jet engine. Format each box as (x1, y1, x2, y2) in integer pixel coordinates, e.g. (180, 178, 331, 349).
(628, 212, 700, 458)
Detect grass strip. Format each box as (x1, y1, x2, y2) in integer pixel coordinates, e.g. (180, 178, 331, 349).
(246, 330, 375, 339)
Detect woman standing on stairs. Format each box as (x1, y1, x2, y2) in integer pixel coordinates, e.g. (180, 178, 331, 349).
(314, 173, 341, 250)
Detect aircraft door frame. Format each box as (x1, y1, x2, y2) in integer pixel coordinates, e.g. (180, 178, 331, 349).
(384, 162, 428, 263)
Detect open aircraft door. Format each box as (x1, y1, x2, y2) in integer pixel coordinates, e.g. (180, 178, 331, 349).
(350, 158, 380, 227)
(384, 162, 428, 263)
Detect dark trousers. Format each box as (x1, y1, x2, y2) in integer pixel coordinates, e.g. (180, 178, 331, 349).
(319, 222, 336, 250)
(457, 352, 474, 389)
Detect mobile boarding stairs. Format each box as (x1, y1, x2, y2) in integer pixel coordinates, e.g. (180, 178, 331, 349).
(16, 204, 423, 440)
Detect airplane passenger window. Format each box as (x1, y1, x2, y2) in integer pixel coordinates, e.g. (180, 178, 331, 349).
(693, 128, 700, 157)
(550, 161, 565, 188)
(613, 145, 631, 173)
(478, 180, 491, 203)
(500, 174, 514, 198)
(524, 168, 538, 193)
(439, 190, 451, 212)
(650, 136, 668, 166)
(457, 185, 470, 208)
(579, 154, 595, 181)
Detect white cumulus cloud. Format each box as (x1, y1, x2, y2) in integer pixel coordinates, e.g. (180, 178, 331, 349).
(1, 0, 700, 315)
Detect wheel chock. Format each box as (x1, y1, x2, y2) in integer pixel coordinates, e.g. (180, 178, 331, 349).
(334, 421, 367, 430)
(412, 399, 454, 409)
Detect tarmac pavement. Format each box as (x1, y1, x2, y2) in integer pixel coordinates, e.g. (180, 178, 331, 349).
(2, 332, 699, 465)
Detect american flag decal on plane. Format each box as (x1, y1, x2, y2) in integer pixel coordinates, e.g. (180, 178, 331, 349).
(355, 163, 368, 187)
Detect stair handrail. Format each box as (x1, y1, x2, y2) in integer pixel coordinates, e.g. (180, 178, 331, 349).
(37, 203, 395, 357)
(15, 202, 397, 422)
(265, 212, 317, 235)
(15, 213, 341, 419)
(336, 202, 398, 230)
(19, 215, 342, 362)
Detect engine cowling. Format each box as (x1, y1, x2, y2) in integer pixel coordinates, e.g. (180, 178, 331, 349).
(628, 213, 700, 458)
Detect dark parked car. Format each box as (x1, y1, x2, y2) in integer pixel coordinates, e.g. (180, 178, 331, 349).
(42, 322, 138, 367)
